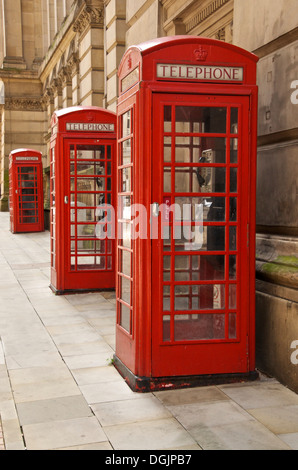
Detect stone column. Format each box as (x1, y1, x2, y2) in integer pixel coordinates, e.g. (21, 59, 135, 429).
(73, 0, 105, 107)
(104, 0, 127, 111)
(1, 0, 26, 69)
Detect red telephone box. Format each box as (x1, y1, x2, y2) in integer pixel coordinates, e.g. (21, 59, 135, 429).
(9, 148, 44, 233)
(114, 36, 259, 391)
(50, 106, 117, 294)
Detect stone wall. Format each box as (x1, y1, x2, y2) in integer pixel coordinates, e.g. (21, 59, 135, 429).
(234, 0, 298, 393)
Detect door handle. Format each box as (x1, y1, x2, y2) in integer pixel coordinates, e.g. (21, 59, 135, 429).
(64, 196, 68, 204)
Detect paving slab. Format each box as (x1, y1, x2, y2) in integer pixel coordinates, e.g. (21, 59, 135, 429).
(16, 395, 93, 426)
(22, 416, 108, 450)
(103, 417, 198, 450)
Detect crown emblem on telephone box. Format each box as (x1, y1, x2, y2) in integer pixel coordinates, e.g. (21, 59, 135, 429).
(194, 46, 208, 62)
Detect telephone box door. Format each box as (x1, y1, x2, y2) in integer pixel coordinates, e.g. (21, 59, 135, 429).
(151, 93, 252, 377)
(61, 139, 115, 291)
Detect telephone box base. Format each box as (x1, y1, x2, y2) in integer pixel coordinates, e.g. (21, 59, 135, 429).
(49, 284, 115, 296)
(113, 355, 259, 393)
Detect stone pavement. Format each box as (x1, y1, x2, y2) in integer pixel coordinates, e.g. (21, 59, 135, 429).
(0, 212, 298, 451)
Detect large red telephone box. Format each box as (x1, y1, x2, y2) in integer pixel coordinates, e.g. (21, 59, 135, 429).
(50, 106, 117, 294)
(114, 36, 259, 391)
(9, 148, 44, 233)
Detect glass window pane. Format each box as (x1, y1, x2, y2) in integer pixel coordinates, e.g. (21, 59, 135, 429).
(175, 106, 227, 133)
(164, 137, 171, 162)
(174, 314, 225, 341)
(163, 286, 171, 311)
(120, 303, 131, 332)
(229, 255, 237, 279)
(120, 167, 132, 192)
(175, 136, 201, 163)
(229, 313, 237, 339)
(174, 226, 225, 252)
(120, 249, 131, 277)
(230, 168, 238, 193)
(174, 284, 225, 311)
(164, 167, 171, 192)
(230, 138, 238, 163)
(121, 276, 131, 304)
(163, 315, 171, 341)
(164, 106, 171, 132)
(122, 139, 131, 165)
(122, 110, 132, 137)
(230, 108, 238, 134)
(175, 167, 226, 193)
(229, 284, 237, 309)
(77, 145, 105, 160)
(163, 255, 171, 281)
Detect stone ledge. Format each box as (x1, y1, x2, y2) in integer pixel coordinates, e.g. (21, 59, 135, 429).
(256, 234, 298, 290)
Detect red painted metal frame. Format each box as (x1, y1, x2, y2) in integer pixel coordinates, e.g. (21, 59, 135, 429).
(9, 148, 44, 234)
(114, 36, 259, 391)
(49, 106, 117, 295)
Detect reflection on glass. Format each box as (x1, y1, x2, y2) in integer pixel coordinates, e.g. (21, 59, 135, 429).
(163, 285, 170, 311)
(175, 196, 225, 223)
(122, 110, 132, 137)
(229, 313, 237, 339)
(229, 255, 237, 279)
(229, 284, 237, 309)
(175, 136, 200, 163)
(119, 195, 131, 220)
(121, 249, 131, 277)
(121, 276, 131, 304)
(76, 162, 105, 176)
(164, 106, 171, 132)
(120, 303, 131, 332)
(229, 197, 237, 221)
(163, 315, 171, 341)
(77, 145, 104, 160)
(175, 255, 225, 281)
(230, 168, 237, 193)
(77, 255, 105, 270)
(174, 314, 225, 341)
(174, 284, 225, 311)
(120, 167, 131, 192)
(175, 106, 227, 133)
(173, 226, 225, 252)
(164, 167, 171, 192)
(163, 255, 171, 281)
(122, 139, 131, 165)
(175, 167, 226, 193)
(230, 138, 238, 163)
(229, 226, 237, 250)
(164, 136, 171, 162)
(230, 108, 238, 134)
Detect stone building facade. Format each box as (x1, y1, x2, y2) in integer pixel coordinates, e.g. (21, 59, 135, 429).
(0, 0, 297, 392)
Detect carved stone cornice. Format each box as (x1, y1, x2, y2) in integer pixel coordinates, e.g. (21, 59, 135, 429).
(59, 65, 72, 85)
(185, 0, 231, 33)
(4, 97, 45, 111)
(43, 87, 54, 106)
(67, 51, 80, 76)
(73, 3, 104, 35)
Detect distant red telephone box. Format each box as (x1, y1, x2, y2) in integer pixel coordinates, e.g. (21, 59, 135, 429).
(9, 148, 44, 233)
(50, 106, 117, 294)
(114, 36, 259, 391)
